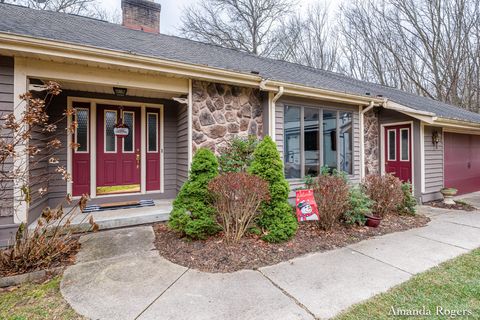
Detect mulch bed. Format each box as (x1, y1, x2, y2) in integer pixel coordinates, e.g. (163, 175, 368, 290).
(154, 214, 430, 273)
(0, 238, 80, 278)
(426, 200, 476, 211)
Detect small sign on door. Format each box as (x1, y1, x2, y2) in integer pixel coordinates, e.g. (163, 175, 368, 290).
(295, 189, 319, 222)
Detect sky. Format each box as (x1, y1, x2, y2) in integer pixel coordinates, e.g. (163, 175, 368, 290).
(99, 0, 343, 35)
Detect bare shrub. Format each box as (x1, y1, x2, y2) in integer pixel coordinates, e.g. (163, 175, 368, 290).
(0, 82, 97, 276)
(363, 174, 404, 217)
(208, 172, 270, 243)
(313, 174, 350, 231)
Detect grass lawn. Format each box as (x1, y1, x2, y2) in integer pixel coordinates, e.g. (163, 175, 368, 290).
(0, 276, 83, 320)
(336, 248, 480, 319)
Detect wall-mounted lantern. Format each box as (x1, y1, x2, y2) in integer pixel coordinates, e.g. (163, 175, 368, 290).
(432, 130, 440, 148)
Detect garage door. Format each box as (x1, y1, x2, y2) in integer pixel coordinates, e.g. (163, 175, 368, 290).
(444, 132, 480, 195)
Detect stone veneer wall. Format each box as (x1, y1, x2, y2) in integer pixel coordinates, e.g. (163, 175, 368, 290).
(191, 80, 263, 153)
(364, 109, 379, 175)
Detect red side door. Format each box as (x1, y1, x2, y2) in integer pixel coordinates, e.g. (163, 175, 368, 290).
(384, 124, 412, 183)
(146, 108, 161, 191)
(96, 105, 141, 193)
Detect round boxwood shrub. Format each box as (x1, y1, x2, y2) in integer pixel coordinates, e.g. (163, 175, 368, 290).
(248, 136, 298, 242)
(168, 148, 221, 239)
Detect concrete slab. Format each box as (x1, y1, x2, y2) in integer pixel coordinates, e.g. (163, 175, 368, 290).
(76, 226, 156, 263)
(455, 191, 480, 208)
(349, 229, 467, 274)
(61, 251, 187, 320)
(433, 211, 480, 229)
(412, 221, 480, 250)
(259, 248, 411, 319)
(138, 269, 314, 320)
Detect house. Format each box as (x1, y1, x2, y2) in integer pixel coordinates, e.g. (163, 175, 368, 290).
(1, 1, 479, 245)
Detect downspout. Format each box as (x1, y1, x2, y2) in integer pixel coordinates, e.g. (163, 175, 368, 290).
(360, 101, 375, 179)
(269, 86, 284, 141)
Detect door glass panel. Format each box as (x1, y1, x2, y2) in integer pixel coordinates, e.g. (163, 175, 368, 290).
(401, 128, 409, 161)
(388, 130, 396, 160)
(323, 111, 337, 171)
(339, 112, 353, 174)
(148, 113, 158, 152)
(105, 111, 116, 152)
(76, 109, 88, 152)
(284, 106, 301, 179)
(123, 112, 134, 152)
(304, 108, 320, 177)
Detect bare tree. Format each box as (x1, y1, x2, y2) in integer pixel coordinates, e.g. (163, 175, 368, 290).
(340, 0, 480, 112)
(179, 0, 295, 56)
(273, 2, 339, 71)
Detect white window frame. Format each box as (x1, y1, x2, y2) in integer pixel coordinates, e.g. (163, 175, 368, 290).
(400, 127, 410, 161)
(387, 129, 397, 161)
(104, 109, 117, 154)
(122, 110, 135, 153)
(147, 112, 158, 153)
(74, 107, 89, 153)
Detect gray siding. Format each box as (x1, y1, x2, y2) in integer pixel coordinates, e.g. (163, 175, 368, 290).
(0, 56, 16, 246)
(422, 126, 444, 202)
(176, 104, 188, 191)
(275, 96, 361, 194)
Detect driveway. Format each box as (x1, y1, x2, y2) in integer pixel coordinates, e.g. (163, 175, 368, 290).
(61, 207, 480, 319)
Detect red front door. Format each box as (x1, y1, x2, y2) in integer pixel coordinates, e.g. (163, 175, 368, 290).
(96, 105, 141, 194)
(384, 124, 412, 183)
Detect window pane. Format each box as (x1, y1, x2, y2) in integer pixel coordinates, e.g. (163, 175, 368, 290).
(339, 112, 352, 174)
(401, 129, 409, 161)
(323, 111, 337, 170)
(284, 106, 301, 179)
(388, 130, 396, 160)
(105, 111, 116, 152)
(123, 112, 134, 152)
(304, 108, 320, 177)
(148, 113, 158, 152)
(76, 109, 88, 152)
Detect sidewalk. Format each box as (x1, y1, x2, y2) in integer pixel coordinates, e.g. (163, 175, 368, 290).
(60, 207, 480, 320)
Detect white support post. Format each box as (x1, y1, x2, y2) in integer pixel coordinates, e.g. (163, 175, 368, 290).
(187, 79, 193, 172)
(13, 58, 28, 224)
(90, 102, 97, 198)
(140, 105, 147, 194)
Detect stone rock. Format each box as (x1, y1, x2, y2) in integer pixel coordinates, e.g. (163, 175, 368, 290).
(199, 140, 216, 153)
(199, 110, 215, 126)
(224, 90, 233, 104)
(231, 86, 241, 97)
(257, 123, 263, 136)
(215, 83, 226, 95)
(214, 98, 224, 110)
(207, 83, 218, 97)
(248, 120, 257, 135)
(205, 125, 227, 139)
(193, 116, 201, 131)
(225, 111, 237, 123)
(227, 123, 240, 133)
(192, 102, 200, 115)
(239, 94, 249, 106)
(240, 104, 252, 118)
(252, 105, 262, 118)
(192, 131, 207, 144)
(206, 99, 215, 112)
(213, 111, 226, 124)
(225, 104, 233, 110)
(240, 118, 249, 131)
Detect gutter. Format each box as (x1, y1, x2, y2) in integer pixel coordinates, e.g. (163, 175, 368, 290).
(268, 86, 284, 140)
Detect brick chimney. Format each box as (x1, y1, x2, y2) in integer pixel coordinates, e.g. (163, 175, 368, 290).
(121, 0, 161, 33)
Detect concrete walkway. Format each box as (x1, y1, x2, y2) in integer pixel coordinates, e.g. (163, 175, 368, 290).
(61, 208, 480, 320)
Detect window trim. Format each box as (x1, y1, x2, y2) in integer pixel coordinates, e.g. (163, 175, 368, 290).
(104, 109, 117, 154)
(400, 127, 410, 161)
(283, 105, 354, 179)
(74, 107, 89, 154)
(387, 129, 397, 161)
(122, 110, 135, 153)
(147, 112, 159, 153)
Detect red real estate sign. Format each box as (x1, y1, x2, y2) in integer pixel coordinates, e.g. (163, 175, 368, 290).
(295, 189, 319, 222)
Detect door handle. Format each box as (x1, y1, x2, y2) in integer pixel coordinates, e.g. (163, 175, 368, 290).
(136, 152, 140, 169)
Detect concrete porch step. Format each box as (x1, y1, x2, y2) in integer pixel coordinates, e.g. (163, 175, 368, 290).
(29, 199, 173, 233)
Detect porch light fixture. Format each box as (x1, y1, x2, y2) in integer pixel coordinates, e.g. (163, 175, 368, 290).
(432, 130, 440, 149)
(113, 87, 128, 97)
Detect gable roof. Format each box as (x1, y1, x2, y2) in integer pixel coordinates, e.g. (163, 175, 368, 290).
(1, 3, 480, 125)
